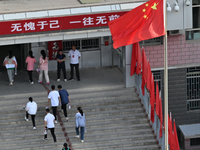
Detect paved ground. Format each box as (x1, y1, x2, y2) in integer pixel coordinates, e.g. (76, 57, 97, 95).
(0, 67, 124, 96)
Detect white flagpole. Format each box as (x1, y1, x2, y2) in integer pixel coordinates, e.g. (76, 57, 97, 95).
(164, 0, 168, 149)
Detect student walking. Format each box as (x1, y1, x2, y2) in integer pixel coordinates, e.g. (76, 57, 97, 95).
(38, 50, 50, 85)
(43, 108, 57, 143)
(25, 97, 37, 130)
(3, 50, 17, 86)
(26, 51, 36, 84)
(75, 107, 86, 143)
(48, 85, 61, 124)
(56, 49, 67, 82)
(68, 45, 81, 81)
(57, 85, 70, 122)
(62, 143, 71, 150)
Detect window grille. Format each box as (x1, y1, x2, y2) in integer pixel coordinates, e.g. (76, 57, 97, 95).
(190, 138, 200, 146)
(139, 36, 163, 46)
(63, 38, 100, 51)
(152, 71, 162, 92)
(187, 67, 200, 111)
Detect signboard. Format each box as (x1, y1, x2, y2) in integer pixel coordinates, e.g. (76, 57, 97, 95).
(0, 11, 128, 36)
(48, 41, 63, 60)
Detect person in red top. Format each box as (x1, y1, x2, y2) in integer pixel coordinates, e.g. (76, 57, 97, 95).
(26, 51, 36, 84)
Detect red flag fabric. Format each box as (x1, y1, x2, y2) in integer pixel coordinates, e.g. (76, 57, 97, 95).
(150, 74, 155, 123)
(108, 0, 165, 49)
(159, 92, 163, 138)
(173, 120, 180, 150)
(136, 46, 142, 75)
(141, 49, 148, 95)
(146, 62, 152, 90)
(130, 43, 140, 76)
(168, 113, 173, 146)
(155, 82, 159, 116)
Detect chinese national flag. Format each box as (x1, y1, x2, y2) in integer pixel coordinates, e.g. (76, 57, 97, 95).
(108, 0, 165, 49)
(136, 46, 142, 75)
(146, 62, 152, 91)
(155, 82, 159, 116)
(173, 120, 180, 150)
(159, 94, 163, 138)
(141, 49, 148, 95)
(130, 43, 140, 76)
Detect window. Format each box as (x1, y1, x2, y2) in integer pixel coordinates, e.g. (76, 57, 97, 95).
(63, 38, 100, 51)
(186, 0, 200, 40)
(152, 71, 162, 92)
(186, 67, 200, 111)
(190, 138, 200, 146)
(139, 36, 163, 46)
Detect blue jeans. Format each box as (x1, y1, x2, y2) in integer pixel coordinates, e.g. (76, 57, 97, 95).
(75, 127, 84, 140)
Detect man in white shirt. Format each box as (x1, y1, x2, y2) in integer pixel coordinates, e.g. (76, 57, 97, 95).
(48, 85, 61, 123)
(68, 45, 81, 81)
(25, 97, 37, 130)
(43, 108, 57, 143)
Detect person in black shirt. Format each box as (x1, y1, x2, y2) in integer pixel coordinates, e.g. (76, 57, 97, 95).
(56, 49, 67, 82)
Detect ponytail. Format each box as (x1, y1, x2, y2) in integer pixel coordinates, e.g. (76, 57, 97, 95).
(29, 97, 33, 102)
(29, 50, 34, 58)
(77, 107, 83, 116)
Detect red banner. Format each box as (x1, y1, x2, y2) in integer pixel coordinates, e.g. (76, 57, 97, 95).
(48, 41, 63, 60)
(0, 11, 128, 36)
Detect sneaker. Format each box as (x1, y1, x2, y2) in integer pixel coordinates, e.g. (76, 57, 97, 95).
(25, 117, 28, 122)
(33, 127, 36, 130)
(75, 135, 80, 138)
(81, 140, 84, 143)
(55, 120, 58, 124)
(30, 82, 34, 85)
(64, 79, 67, 82)
(57, 79, 60, 82)
(9, 82, 13, 86)
(68, 78, 73, 81)
(66, 117, 69, 122)
(42, 138, 47, 141)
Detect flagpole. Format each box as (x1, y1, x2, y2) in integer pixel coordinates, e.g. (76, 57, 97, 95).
(164, 0, 168, 149)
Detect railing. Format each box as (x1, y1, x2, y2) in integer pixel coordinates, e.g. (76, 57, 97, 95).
(135, 74, 165, 150)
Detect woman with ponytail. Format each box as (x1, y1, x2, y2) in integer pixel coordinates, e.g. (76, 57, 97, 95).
(75, 107, 86, 143)
(26, 50, 36, 84)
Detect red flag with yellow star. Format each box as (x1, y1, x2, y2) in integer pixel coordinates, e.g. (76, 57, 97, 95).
(108, 0, 165, 49)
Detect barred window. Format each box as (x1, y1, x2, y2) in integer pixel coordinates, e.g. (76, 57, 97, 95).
(190, 138, 200, 146)
(152, 71, 162, 93)
(186, 67, 200, 111)
(63, 38, 100, 51)
(139, 36, 163, 46)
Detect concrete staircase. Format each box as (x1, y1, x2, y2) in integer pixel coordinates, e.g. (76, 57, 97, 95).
(0, 85, 160, 150)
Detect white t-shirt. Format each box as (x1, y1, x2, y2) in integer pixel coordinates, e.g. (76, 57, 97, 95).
(48, 91, 60, 107)
(68, 50, 81, 64)
(26, 101, 37, 115)
(44, 113, 55, 128)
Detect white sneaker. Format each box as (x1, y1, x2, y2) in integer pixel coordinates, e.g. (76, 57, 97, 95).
(66, 117, 69, 122)
(9, 82, 13, 86)
(81, 140, 84, 143)
(64, 79, 67, 82)
(30, 82, 34, 85)
(33, 127, 36, 130)
(57, 79, 60, 82)
(25, 117, 28, 121)
(42, 138, 47, 141)
(75, 135, 80, 138)
(55, 120, 58, 124)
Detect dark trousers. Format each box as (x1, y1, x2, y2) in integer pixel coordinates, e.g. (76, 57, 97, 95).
(70, 63, 80, 80)
(44, 127, 57, 142)
(26, 111, 36, 127)
(57, 64, 66, 79)
(28, 70, 33, 82)
(75, 127, 84, 140)
(52, 106, 57, 121)
(61, 103, 67, 117)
